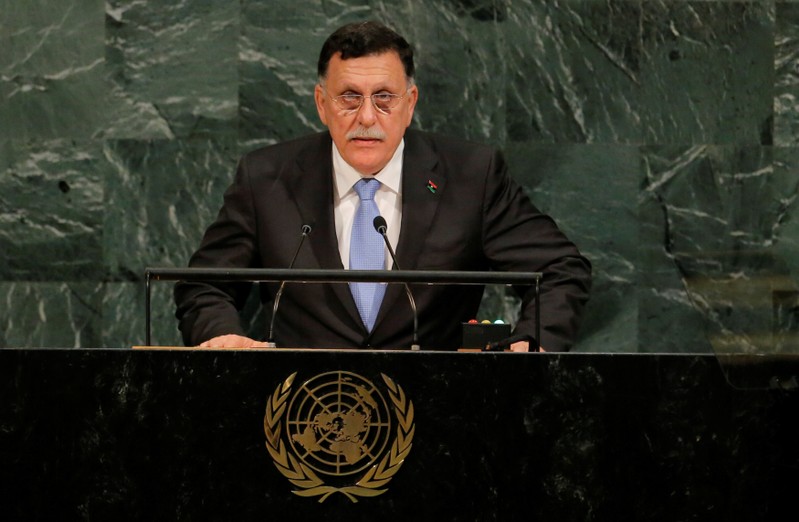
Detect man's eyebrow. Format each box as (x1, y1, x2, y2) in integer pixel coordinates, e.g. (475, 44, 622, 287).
(333, 84, 362, 94)
(335, 81, 398, 94)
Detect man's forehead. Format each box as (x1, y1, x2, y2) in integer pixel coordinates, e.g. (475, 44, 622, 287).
(326, 51, 406, 80)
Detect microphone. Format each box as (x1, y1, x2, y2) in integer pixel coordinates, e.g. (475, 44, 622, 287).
(373, 216, 420, 351)
(266, 223, 312, 347)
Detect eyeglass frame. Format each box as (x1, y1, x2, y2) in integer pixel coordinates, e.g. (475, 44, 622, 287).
(321, 85, 414, 115)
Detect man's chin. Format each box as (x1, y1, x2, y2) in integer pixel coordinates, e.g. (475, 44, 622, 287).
(349, 156, 388, 176)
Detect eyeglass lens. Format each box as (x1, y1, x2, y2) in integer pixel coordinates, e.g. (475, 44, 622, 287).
(335, 93, 402, 113)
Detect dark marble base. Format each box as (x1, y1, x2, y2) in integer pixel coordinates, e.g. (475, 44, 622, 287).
(1, 350, 797, 521)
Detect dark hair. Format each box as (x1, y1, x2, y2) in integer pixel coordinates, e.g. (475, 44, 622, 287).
(317, 21, 415, 82)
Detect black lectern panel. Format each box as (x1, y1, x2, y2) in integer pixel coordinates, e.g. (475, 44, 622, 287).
(1, 350, 797, 521)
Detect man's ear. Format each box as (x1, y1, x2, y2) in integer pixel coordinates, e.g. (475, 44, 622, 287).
(314, 84, 328, 126)
(404, 84, 419, 127)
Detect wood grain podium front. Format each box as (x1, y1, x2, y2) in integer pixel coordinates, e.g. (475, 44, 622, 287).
(1, 349, 797, 521)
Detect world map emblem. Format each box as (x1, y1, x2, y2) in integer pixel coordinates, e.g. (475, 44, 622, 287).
(264, 371, 415, 502)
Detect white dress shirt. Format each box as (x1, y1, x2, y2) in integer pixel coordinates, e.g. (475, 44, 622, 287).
(333, 140, 404, 269)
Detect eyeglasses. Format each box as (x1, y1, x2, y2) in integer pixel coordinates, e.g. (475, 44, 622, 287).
(328, 90, 410, 115)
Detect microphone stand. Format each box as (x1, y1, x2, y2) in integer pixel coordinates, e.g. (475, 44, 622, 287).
(373, 217, 420, 351)
(266, 224, 312, 348)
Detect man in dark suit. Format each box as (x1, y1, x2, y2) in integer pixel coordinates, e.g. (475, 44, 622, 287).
(174, 21, 591, 352)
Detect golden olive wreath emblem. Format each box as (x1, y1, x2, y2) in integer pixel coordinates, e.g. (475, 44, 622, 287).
(264, 371, 415, 502)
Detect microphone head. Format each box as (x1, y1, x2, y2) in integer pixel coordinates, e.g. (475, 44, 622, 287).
(373, 216, 388, 234)
(301, 223, 313, 235)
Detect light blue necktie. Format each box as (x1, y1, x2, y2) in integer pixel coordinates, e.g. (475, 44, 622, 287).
(350, 178, 386, 332)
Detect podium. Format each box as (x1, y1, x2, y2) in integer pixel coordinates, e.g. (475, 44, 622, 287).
(1, 348, 797, 521)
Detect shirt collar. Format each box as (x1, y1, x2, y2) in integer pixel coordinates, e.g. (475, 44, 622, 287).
(333, 138, 404, 199)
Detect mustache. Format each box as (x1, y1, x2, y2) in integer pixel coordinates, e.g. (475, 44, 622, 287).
(346, 126, 386, 141)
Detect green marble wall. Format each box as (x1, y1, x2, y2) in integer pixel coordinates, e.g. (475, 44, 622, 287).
(1, 0, 797, 353)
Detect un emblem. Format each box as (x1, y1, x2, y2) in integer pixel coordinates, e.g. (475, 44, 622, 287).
(264, 371, 415, 502)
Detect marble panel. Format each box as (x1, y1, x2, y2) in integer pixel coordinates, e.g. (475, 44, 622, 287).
(0, 282, 102, 347)
(103, 138, 239, 281)
(638, 190, 713, 353)
(0, 0, 106, 140)
(640, 145, 799, 354)
(0, 139, 104, 281)
(504, 0, 643, 144)
(639, 1, 774, 145)
(775, 1, 799, 145)
(505, 142, 641, 352)
(103, 0, 239, 139)
(103, 282, 182, 348)
(771, 146, 799, 352)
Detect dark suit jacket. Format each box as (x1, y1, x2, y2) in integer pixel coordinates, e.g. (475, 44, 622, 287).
(174, 129, 591, 351)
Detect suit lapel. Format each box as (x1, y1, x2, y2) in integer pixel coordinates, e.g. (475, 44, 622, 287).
(395, 133, 445, 270)
(288, 134, 362, 324)
(374, 131, 446, 331)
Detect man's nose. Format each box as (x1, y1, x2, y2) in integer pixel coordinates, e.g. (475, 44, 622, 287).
(357, 96, 378, 126)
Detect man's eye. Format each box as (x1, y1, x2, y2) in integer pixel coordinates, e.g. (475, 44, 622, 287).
(373, 94, 394, 102)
